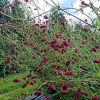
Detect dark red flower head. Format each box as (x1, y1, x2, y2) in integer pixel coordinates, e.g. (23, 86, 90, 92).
(51, 63, 56, 68)
(63, 40, 71, 47)
(44, 72, 48, 77)
(76, 88, 81, 99)
(61, 20, 66, 26)
(81, 1, 86, 5)
(13, 78, 20, 83)
(34, 91, 42, 96)
(59, 81, 64, 86)
(9, 66, 16, 70)
(6, 56, 11, 62)
(22, 83, 27, 88)
(91, 37, 95, 41)
(74, 48, 78, 53)
(25, 0, 29, 2)
(40, 24, 47, 28)
(50, 39, 57, 44)
(82, 40, 87, 44)
(32, 56, 36, 59)
(92, 47, 98, 52)
(83, 92, 89, 96)
(43, 56, 48, 64)
(49, 84, 56, 90)
(34, 67, 41, 73)
(92, 96, 98, 100)
(64, 70, 73, 76)
(66, 59, 71, 66)
(55, 33, 61, 38)
(44, 15, 48, 19)
(23, 41, 28, 45)
(27, 74, 32, 78)
(93, 59, 100, 63)
(30, 82, 35, 85)
(84, 27, 89, 32)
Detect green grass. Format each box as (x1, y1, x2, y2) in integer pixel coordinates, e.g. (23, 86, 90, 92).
(0, 83, 39, 100)
(0, 73, 27, 94)
(0, 72, 40, 100)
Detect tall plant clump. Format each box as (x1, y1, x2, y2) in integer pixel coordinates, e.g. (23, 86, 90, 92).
(0, 0, 100, 100)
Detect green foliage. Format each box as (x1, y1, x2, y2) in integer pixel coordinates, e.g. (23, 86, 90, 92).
(49, 7, 67, 28)
(11, 0, 25, 18)
(0, 0, 100, 100)
(0, 0, 9, 10)
(0, 0, 10, 21)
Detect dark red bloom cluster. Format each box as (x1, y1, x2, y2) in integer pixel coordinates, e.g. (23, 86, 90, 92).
(42, 56, 48, 64)
(44, 72, 48, 77)
(36, 52, 41, 55)
(64, 70, 73, 76)
(22, 83, 27, 88)
(31, 76, 37, 79)
(91, 37, 95, 41)
(63, 40, 71, 47)
(75, 88, 89, 100)
(62, 82, 74, 90)
(93, 59, 100, 63)
(80, 66, 87, 71)
(43, 15, 48, 19)
(34, 91, 42, 96)
(75, 88, 81, 99)
(65, 59, 71, 66)
(33, 46, 38, 50)
(23, 41, 29, 45)
(59, 81, 64, 86)
(27, 74, 32, 78)
(51, 63, 56, 68)
(25, 0, 29, 2)
(30, 81, 35, 85)
(9, 66, 16, 70)
(84, 27, 89, 32)
(19, 60, 24, 64)
(74, 48, 78, 53)
(50, 39, 57, 45)
(81, 1, 86, 5)
(82, 40, 87, 44)
(49, 83, 56, 91)
(61, 20, 66, 26)
(32, 56, 36, 59)
(34, 67, 41, 73)
(55, 33, 61, 38)
(6, 56, 11, 62)
(91, 46, 98, 52)
(81, 91, 89, 96)
(92, 96, 98, 100)
(13, 78, 20, 83)
(40, 24, 47, 28)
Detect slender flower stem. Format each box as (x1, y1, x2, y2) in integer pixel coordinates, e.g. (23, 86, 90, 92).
(51, 0, 58, 7)
(43, 0, 54, 7)
(0, 11, 26, 21)
(59, 8, 94, 27)
(60, 7, 93, 22)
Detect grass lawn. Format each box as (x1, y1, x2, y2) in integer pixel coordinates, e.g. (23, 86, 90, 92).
(0, 72, 40, 100)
